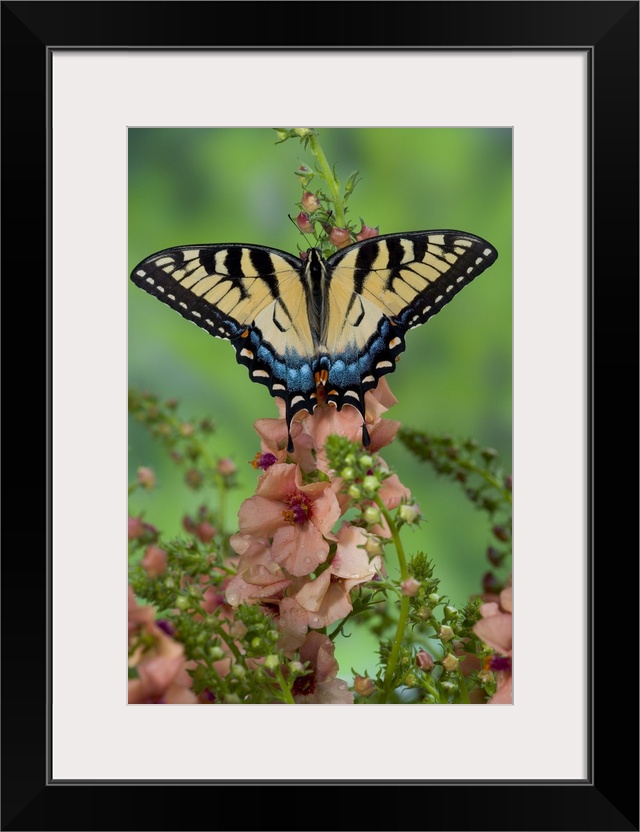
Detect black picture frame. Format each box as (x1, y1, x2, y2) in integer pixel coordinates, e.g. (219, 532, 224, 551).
(2, 2, 637, 830)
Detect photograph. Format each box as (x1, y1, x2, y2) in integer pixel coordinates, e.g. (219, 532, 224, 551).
(127, 126, 512, 705)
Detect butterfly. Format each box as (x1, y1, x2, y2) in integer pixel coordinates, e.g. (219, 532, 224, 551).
(130, 230, 498, 452)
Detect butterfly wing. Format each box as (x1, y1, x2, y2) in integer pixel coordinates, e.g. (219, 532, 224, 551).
(321, 230, 499, 423)
(130, 244, 319, 423)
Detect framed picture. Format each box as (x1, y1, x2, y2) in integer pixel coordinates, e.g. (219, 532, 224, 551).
(127, 125, 513, 709)
(6, 1, 637, 830)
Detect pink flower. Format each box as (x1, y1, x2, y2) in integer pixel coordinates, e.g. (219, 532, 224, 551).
(141, 545, 168, 578)
(277, 523, 382, 648)
(225, 534, 292, 606)
(238, 463, 341, 577)
(253, 418, 318, 473)
(473, 585, 513, 704)
(292, 632, 354, 704)
(128, 587, 197, 704)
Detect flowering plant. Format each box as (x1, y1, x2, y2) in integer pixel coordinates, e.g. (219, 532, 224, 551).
(128, 129, 512, 704)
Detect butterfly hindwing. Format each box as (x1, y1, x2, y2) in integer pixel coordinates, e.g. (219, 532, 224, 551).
(130, 230, 498, 450)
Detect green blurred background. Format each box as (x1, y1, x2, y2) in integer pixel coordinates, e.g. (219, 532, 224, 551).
(128, 127, 512, 681)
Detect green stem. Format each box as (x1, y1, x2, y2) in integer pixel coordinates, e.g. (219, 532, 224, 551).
(308, 133, 346, 227)
(275, 667, 295, 704)
(375, 496, 408, 581)
(457, 670, 470, 704)
(381, 596, 410, 703)
(374, 496, 411, 702)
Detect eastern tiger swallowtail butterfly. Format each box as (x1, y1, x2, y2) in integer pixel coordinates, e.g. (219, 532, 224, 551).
(130, 230, 498, 451)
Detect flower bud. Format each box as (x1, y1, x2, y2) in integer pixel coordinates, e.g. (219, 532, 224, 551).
(348, 484, 362, 500)
(185, 468, 203, 489)
(295, 211, 314, 234)
(295, 165, 314, 188)
(486, 546, 503, 567)
(195, 521, 216, 544)
(328, 227, 351, 249)
(301, 192, 321, 214)
(128, 515, 145, 540)
(492, 524, 510, 542)
(416, 649, 434, 671)
(141, 545, 168, 578)
(441, 654, 459, 672)
(398, 503, 421, 524)
(438, 625, 455, 642)
(223, 693, 242, 704)
(362, 475, 380, 496)
(482, 571, 502, 595)
(362, 505, 381, 526)
(137, 466, 156, 490)
(353, 674, 376, 697)
(355, 222, 379, 241)
(364, 535, 384, 556)
(264, 654, 280, 670)
(443, 605, 458, 620)
(229, 620, 248, 640)
(217, 457, 237, 476)
(401, 577, 421, 597)
(293, 128, 313, 138)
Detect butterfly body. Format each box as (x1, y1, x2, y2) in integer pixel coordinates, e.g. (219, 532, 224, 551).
(131, 230, 498, 450)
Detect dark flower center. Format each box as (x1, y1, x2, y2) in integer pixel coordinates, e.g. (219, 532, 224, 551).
(484, 655, 511, 673)
(252, 452, 278, 471)
(282, 492, 312, 525)
(292, 670, 316, 697)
